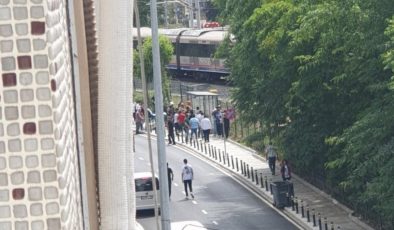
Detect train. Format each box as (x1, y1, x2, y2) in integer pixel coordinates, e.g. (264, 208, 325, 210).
(132, 27, 231, 82)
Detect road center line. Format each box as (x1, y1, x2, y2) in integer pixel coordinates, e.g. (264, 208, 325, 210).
(192, 200, 198, 205)
(138, 157, 144, 161)
(212, 221, 218, 225)
(201, 210, 208, 215)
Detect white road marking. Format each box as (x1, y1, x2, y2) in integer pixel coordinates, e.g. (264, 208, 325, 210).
(201, 210, 208, 215)
(212, 221, 218, 225)
(173, 183, 178, 187)
(138, 157, 144, 161)
(192, 200, 198, 205)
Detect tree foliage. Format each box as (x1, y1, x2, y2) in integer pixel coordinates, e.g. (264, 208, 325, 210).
(133, 35, 174, 104)
(215, 0, 394, 227)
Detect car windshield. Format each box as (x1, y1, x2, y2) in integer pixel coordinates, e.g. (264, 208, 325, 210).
(135, 177, 159, 192)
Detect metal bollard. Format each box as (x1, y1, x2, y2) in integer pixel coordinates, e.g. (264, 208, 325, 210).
(196, 140, 199, 150)
(227, 154, 230, 167)
(255, 170, 259, 185)
(190, 138, 193, 147)
(223, 152, 226, 164)
(307, 205, 310, 222)
(200, 141, 203, 152)
(291, 196, 295, 211)
(204, 143, 207, 154)
(236, 158, 239, 171)
(318, 213, 322, 230)
(181, 131, 184, 143)
(219, 151, 222, 162)
(214, 147, 217, 160)
(330, 222, 334, 230)
(251, 167, 254, 182)
(324, 217, 328, 230)
(240, 160, 244, 174)
(265, 176, 268, 191)
(301, 200, 304, 218)
(312, 209, 316, 226)
(208, 144, 211, 157)
(295, 197, 299, 214)
(243, 162, 247, 176)
(247, 164, 250, 179)
(231, 156, 234, 169)
(260, 173, 264, 188)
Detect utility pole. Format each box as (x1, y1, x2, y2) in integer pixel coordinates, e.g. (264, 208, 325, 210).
(164, 0, 169, 28)
(150, 0, 171, 229)
(194, 0, 201, 29)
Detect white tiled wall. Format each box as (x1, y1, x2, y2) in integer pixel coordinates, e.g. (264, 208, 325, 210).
(0, 0, 83, 229)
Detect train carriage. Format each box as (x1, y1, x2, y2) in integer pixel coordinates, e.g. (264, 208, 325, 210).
(132, 27, 230, 82)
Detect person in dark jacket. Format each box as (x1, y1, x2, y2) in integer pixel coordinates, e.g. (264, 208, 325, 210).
(280, 159, 292, 181)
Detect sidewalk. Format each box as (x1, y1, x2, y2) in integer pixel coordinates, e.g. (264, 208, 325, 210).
(171, 134, 374, 230)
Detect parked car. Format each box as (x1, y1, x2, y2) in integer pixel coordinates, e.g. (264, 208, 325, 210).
(135, 172, 160, 211)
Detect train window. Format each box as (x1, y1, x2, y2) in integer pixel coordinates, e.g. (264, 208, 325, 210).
(178, 44, 217, 58)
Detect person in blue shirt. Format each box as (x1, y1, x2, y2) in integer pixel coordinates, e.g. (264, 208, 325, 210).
(189, 114, 199, 142)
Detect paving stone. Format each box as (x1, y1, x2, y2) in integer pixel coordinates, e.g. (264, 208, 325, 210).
(28, 187, 42, 201)
(25, 155, 38, 168)
(31, 220, 44, 230)
(36, 87, 51, 101)
(24, 138, 37, 152)
(16, 39, 30, 53)
(9, 155, 23, 169)
(43, 170, 57, 182)
(0, 24, 12, 37)
(3, 90, 18, 103)
(10, 171, 24, 185)
(0, 189, 9, 201)
(19, 72, 33, 85)
(20, 89, 34, 102)
(6, 123, 20, 136)
(13, 7, 27, 20)
(21, 105, 35, 119)
(8, 138, 21, 152)
(13, 205, 27, 218)
(0, 40, 13, 52)
(32, 38, 46, 50)
(30, 6, 44, 18)
(27, 171, 40, 183)
(30, 203, 43, 216)
(15, 23, 28, 35)
(1, 56, 15, 71)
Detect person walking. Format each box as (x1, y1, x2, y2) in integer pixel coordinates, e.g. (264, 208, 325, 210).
(167, 163, 174, 199)
(181, 158, 194, 199)
(280, 159, 291, 181)
(223, 110, 230, 139)
(200, 114, 212, 142)
(167, 113, 176, 145)
(265, 142, 277, 175)
(189, 114, 199, 142)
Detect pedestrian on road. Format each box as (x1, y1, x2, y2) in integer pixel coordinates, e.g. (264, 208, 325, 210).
(181, 158, 194, 199)
(167, 112, 176, 145)
(200, 114, 212, 142)
(167, 163, 174, 198)
(280, 159, 291, 181)
(265, 142, 277, 175)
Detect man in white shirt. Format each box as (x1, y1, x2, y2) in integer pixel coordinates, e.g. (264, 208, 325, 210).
(200, 114, 212, 142)
(265, 142, 277, 175)
(182, 158, 194, 199)
(195, 110, 203, 138)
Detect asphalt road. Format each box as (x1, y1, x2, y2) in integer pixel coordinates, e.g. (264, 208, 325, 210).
(134, 135, 299, 230)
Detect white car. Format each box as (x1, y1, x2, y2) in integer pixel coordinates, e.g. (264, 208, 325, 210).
(135, 172, 160, 211)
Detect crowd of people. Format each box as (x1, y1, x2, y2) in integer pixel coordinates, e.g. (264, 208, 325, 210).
(165, 102, 233, 145)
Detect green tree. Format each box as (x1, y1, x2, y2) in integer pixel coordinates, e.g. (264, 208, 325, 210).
(133, 35, 174, 104)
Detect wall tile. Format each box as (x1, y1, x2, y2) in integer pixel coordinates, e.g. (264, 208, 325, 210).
(16, 38, 30, 52)
(38, 104, 51, 117)
(47, 218, 61, 230)
(30, 6, 44, 18)
(3, 90, 18, 103)
(13, 0, 27, 4)
(0, 7, 11, 20)
(15, 221, 28, 230)
(51, 79, 56, 91)
(45, 202, 59, 215)
(0, 189, 9, 201)
(24, 138, 37, 151)
(39, 120, 53, 135)
(8, 139, 21, 152)
(17, 55, 32, 69)
(0, 222, 11, 230)
(31, 21, 45, 35)
(0, 141, 5, 153)
(32, 38, 45, 50)
(2, 73, 17, 87)
(13, 7, 28, 20)
(25, 155, 38, 168)
(23, 122, 36, 134)
(19, 72, 32, 85)
(5, 106, 18, 120)
(44, 186, 58, 200)
(28, 187, 42, 201)
(0, 157, 6, 169)
(0, 0, 10, 4)
(1, 56, 15, 71)
(13, 205, 27, 218)
(27, 171, 40, 183)
(7, 123, 20, 136)
(15, 23, 28, 36)
(0, 173, 8, 186)
(11, 172, 24, 185)
(0, 124, 3, 136)
(35, 71, 48, 84)
(20, 89, 34, 102)
(0, 205, 11, 218)
(9, 155, 23, 169)
(0, 24, 13, 37)
(0, 40, 13, 52)
(30, 203, 43, 216)
(30, 0, 42, 4)
(12, 188, 24, 200)
(41, 154, 56, 168)
(36, 87, 51, 101)
(43, 170, 56, 182)
(21, 105, 35, 118)
(41, 138, 54, 150)
(33, 54, 48, 69)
